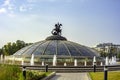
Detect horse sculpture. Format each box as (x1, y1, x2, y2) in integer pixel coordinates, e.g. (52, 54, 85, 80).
(51, 22, 62, 35)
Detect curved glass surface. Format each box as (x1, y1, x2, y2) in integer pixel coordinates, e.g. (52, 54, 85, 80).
(44, 41, 56, 55)
(14, 40, 100, 58)
(57, 41, 70, 56)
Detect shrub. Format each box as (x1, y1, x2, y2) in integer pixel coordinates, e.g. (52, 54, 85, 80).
(26, 71, 46, 80)
(0, 64, 51, 80)
(0, 64, 21, 80)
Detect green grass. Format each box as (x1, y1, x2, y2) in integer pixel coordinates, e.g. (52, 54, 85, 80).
(0, 64, 52, 80)
(89, 71, 120, 80)
(117, 61, 120, 64)
(0, 64, 21, 80)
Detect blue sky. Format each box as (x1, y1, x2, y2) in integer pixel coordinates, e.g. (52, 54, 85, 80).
(0, 0, 120, 48)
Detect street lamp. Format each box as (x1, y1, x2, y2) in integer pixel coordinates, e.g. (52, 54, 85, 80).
(93, 56, 96, 72)
(45, 64, 48, 72)
(22, 66, 26, 79)
(104, 66, 108, 80)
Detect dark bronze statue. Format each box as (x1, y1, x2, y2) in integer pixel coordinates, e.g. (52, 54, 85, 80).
(51, 22, 62, 35)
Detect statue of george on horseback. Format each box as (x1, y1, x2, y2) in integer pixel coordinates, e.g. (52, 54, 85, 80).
(51, 22, 62, 36)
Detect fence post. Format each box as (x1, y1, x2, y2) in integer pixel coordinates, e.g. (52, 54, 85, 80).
(104, 66, 108, 80)
(23, 66, 26, 79)
(45, 64, 48, 72)
(93, 62, 96, 72)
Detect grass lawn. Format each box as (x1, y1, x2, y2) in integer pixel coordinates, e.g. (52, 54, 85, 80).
(117, 61, 120, 64)
(89, 71, 120, 80)
(0, 64, 52, 80)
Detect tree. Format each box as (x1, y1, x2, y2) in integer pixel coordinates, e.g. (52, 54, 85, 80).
(16, 40, 26, 49)
(0, 40, 32, 55)
(108, 47, 117, 58)
(100, 51, 107, 58)
(12, 42, 17, 53)
(117, 51, 120, 61)
(1, 43, 12, 55)
(0, 49, 3, 55)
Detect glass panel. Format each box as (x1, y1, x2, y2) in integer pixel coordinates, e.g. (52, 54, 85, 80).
(74, 44, 90, 56)
(14, 45, 32, 55)
(57, 41, 70, 56)
(85, 47, 97, 56)
(70, 41, 95, 56)
(64, 41, 81, 56)
(44, 41, 56, 55)
(22, 41, 44, 55)
(66, 41, 84, 56)
(33, 41, 50, 55)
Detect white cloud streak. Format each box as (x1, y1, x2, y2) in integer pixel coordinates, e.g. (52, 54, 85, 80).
(0, 0, 17, 17)
(0, 8, 7, 14)
(3, 0, 11, 6)
(19, 6, 27, 12)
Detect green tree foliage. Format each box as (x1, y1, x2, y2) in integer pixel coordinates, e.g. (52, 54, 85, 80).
(117, 51, 120, 61)
(98, 47, 118, 58)
(99, 51, 107, 58)
(0, 65, 21, 80)
(108, 47, 117, 58)
(0, 49, 3, 55)
(0, 40, 32, 55)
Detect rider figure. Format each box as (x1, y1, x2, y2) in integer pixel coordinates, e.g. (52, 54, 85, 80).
(52, 22, 62, 35)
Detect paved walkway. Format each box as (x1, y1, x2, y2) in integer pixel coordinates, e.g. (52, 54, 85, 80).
(50, 73, 90, 80)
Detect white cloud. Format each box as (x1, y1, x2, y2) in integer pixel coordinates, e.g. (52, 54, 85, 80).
(19, 4, 33, 12)
(1, 0, 16, 14)
(8, 13, 16, 17)
(8, 4, 15, 10)
(3, 0, 11, 6)
(19, 6, 27, 12)
(0, 8, 7, 14)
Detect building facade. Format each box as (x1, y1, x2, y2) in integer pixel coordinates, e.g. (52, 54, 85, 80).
(95, 43, 120, 57)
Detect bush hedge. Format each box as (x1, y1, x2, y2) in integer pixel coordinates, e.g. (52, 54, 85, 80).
(0, 64, 51, 80)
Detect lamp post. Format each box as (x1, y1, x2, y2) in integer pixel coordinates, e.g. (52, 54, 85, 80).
(104, 66, 108, 80)
(93, 62, 96, 72)
(93, 56, 96, 72)
(23, 66, 26, 79)
(45, 64, 48, 72)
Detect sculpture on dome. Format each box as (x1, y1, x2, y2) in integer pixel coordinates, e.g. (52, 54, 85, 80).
(51, 22, 62, 35)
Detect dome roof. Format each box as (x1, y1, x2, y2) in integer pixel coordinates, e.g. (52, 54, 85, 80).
(46, 35, 67, 41)
(14, 36, 99, 58)
(13, 23, 100, 58)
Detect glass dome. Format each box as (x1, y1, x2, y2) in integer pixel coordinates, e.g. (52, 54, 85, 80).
(13, 23, 100, 60)
(14, 38, 99, 58)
